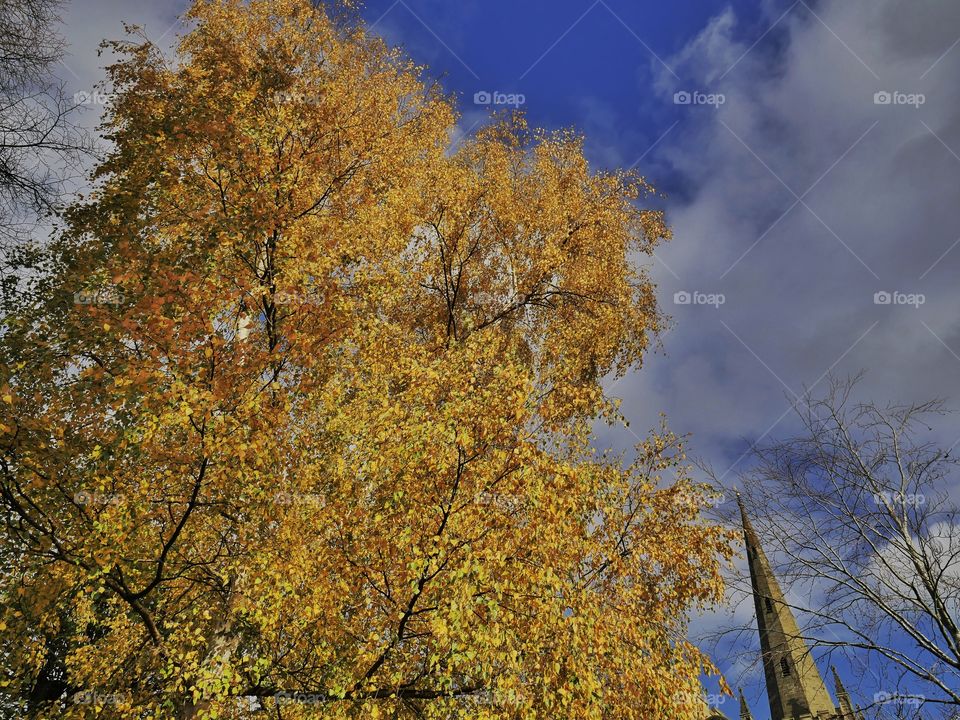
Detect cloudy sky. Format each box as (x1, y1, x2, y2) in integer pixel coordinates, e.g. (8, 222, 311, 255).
(53, 0, 960, 715)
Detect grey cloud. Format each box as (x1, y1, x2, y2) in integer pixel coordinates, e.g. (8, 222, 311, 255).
(58, 0, 185, 93)
(599, 0, 960, 470)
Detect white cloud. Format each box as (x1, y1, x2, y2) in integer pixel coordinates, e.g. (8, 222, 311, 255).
(601, 0, 960, 478)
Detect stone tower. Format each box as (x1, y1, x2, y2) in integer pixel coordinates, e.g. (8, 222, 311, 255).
(738, 495, 840, 720)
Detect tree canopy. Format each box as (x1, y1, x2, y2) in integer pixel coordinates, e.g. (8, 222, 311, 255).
(0, 1, 732, 717)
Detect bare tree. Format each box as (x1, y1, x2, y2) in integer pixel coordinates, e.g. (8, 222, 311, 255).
(0, 0, 88, 252)
(709, 375, 960, 720)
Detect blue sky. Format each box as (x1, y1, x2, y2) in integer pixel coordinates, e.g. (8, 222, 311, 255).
(55, 0, 960, 716)
(361, 0, 765, 193)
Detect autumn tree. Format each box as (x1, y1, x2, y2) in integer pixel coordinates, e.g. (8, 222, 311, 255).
(0, 1, 732, 718)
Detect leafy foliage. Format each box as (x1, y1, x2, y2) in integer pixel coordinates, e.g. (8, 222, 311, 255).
(0, 1, 732, 717)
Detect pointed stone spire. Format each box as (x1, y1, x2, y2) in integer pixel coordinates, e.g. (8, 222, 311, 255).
(738, 689, 754, 720)
(737, 494, 838, 720)
(832, 666, 856, 718)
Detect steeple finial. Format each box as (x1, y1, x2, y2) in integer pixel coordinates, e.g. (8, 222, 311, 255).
(832, 666, 856, 717)
(738, 689, 753, 720)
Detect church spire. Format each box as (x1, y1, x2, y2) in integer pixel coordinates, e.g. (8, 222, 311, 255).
(831, 666, 856, 718)
(738, 495, 838, 720)
(738, 689, 754, 720)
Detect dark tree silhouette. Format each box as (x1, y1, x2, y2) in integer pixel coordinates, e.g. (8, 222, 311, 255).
(0, 0, 88, 249)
